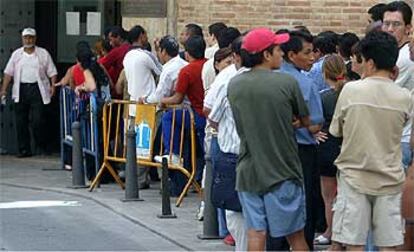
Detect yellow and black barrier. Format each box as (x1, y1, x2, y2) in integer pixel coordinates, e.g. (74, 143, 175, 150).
(89, 99, 202, 207)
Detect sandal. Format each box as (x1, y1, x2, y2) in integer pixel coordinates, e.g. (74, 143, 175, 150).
(314, 234, 331, 245)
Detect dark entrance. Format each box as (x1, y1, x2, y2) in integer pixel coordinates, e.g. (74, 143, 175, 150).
(0, 0, 120, 155)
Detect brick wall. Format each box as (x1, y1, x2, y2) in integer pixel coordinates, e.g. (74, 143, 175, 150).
(176, 0, 414, 35)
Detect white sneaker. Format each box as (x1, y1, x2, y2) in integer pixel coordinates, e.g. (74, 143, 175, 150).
(154, 154, 182, 165)
(196, 201, 205, 221)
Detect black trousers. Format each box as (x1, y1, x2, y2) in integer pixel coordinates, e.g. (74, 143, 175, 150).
(14, 83, 46, 154)
(298, 144, 321, 251)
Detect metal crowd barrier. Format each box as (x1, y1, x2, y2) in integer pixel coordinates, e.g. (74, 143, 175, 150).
(88, 100, 202, 207)
(59, 87, 100, 175)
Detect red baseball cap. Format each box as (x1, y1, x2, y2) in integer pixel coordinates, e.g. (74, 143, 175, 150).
(242, 28, 290, 53)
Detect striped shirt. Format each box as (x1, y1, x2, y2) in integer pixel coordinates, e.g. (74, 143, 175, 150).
(209, 66, 249, 154)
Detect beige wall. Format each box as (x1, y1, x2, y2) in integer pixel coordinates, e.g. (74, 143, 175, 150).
(175, 0, 414, 36)
(121, 0, 413, 41)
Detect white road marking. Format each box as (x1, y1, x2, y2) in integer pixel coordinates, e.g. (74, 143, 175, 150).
(0, 201, 81, 209)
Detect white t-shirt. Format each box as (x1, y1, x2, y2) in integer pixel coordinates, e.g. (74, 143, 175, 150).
(146, 56, 188, 104)
(205, 43, 219, 60)
(20, 52, 39, 83)
(204, 64, 237, 109)
(4, 46, 57, 104)
(202, 58, 216, 94)
(123, 48, 162, 116)
(396, 43, 414, 143)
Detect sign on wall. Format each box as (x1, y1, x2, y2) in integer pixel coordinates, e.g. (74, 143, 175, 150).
(121, 0, 167, 18)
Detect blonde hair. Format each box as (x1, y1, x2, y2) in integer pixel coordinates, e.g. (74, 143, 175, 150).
(323, 54, 347, 93)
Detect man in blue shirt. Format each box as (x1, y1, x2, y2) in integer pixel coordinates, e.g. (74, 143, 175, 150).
(280, 30, 324, 250)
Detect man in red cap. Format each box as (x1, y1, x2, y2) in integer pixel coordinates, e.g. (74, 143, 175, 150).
(227, 28, 309, 251)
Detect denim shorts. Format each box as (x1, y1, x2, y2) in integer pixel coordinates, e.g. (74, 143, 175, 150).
(238, 180, 306, 238)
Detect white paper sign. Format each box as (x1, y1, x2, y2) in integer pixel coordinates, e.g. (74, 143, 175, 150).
(66, 12, 80, 35)
(87, 12, 101, 36)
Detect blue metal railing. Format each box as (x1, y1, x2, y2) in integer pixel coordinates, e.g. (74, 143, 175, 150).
(60, 87, 100, 175)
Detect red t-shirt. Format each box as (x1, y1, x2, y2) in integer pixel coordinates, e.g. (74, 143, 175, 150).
(175, 58, 207, 116)
(98, 43, 130, 84)
(72, 63, 85, 86)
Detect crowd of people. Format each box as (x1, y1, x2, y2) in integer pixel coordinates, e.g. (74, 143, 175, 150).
(1, 0, 414, 251)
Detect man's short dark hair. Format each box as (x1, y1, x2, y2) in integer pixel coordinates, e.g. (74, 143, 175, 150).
(351, 42, 363, 64)
(280, 30, 313, 61)
(159, 35, 179, 57)
(184, 35, 206, 59)
(359, 31, 399, 71)
(313, 35, 337, 55)
(185, 23, 203, 37)
(128, 25, 146, 44)
(293, 25, 312, 36)
(76, 41, 90, 52)
(217, 27, 241, 49)
(275, 28, 290, 35)
(102, 39, 112, 53)
(241, 44, 276, 68)
(368, 3, 387, 22)
(109, 26, 126, 40)
(385, 1, 413, 25)
(104, 26, 114, 39)
(208, 22, 227, 38)
(339, 32, 360, 59)
(231, 36, 243, 56)
(317, 31, 339, 46)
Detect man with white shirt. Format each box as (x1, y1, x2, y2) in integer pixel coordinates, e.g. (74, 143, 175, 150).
(139, 35, 188, 105)
(209, 36, 248, 251)
(382, 1, 414, 170)
(205, 22, 227, 60)
(202, 27, 241, 93)
(1, 27, 57, 157)
(199, 28, 240, 224)
(123, 25, 162, 188)
(124, 25, 162, 116)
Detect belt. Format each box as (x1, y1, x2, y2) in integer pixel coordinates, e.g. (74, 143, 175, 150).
(20, 82, 38, 85)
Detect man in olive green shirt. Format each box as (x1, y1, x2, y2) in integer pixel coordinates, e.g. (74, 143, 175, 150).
(228, 28, 310, 251)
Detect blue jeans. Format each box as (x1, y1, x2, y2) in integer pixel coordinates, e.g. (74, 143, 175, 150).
(211, 139, 241, 212)
(218, 208, 229, 237)
(210, 136, 229, 237)
(401, 142, 412, 171)
(365, 230, 377, 251)
(162, 109, 206, 182)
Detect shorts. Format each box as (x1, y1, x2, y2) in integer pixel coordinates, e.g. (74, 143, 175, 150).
(317, 139, 340, 177)
(238, 180, 306, 238)
(332, 175, 404, 247)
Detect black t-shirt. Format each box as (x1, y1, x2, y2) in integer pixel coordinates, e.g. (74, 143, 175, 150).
(320, 88, 342, 149)
(321, 88, 338, 132)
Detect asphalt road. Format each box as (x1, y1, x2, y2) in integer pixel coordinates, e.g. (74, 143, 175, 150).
(0, 185, 185, 251)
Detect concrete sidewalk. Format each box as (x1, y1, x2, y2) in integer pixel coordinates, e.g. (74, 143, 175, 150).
(0, 155, 231, 251)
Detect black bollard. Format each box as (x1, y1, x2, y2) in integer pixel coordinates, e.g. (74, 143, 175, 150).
(121, 127, 143, 202)
(70, 121, 88, 189)
(197, 155, 220, 239)
(157, 157, 177, 218)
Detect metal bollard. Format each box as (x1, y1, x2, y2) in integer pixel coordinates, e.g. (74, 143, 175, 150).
(197, 155, 220, 239)
(121, 127, 143, 202)
(157, 157, 177, 218)
(70, 121, 88, 189)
